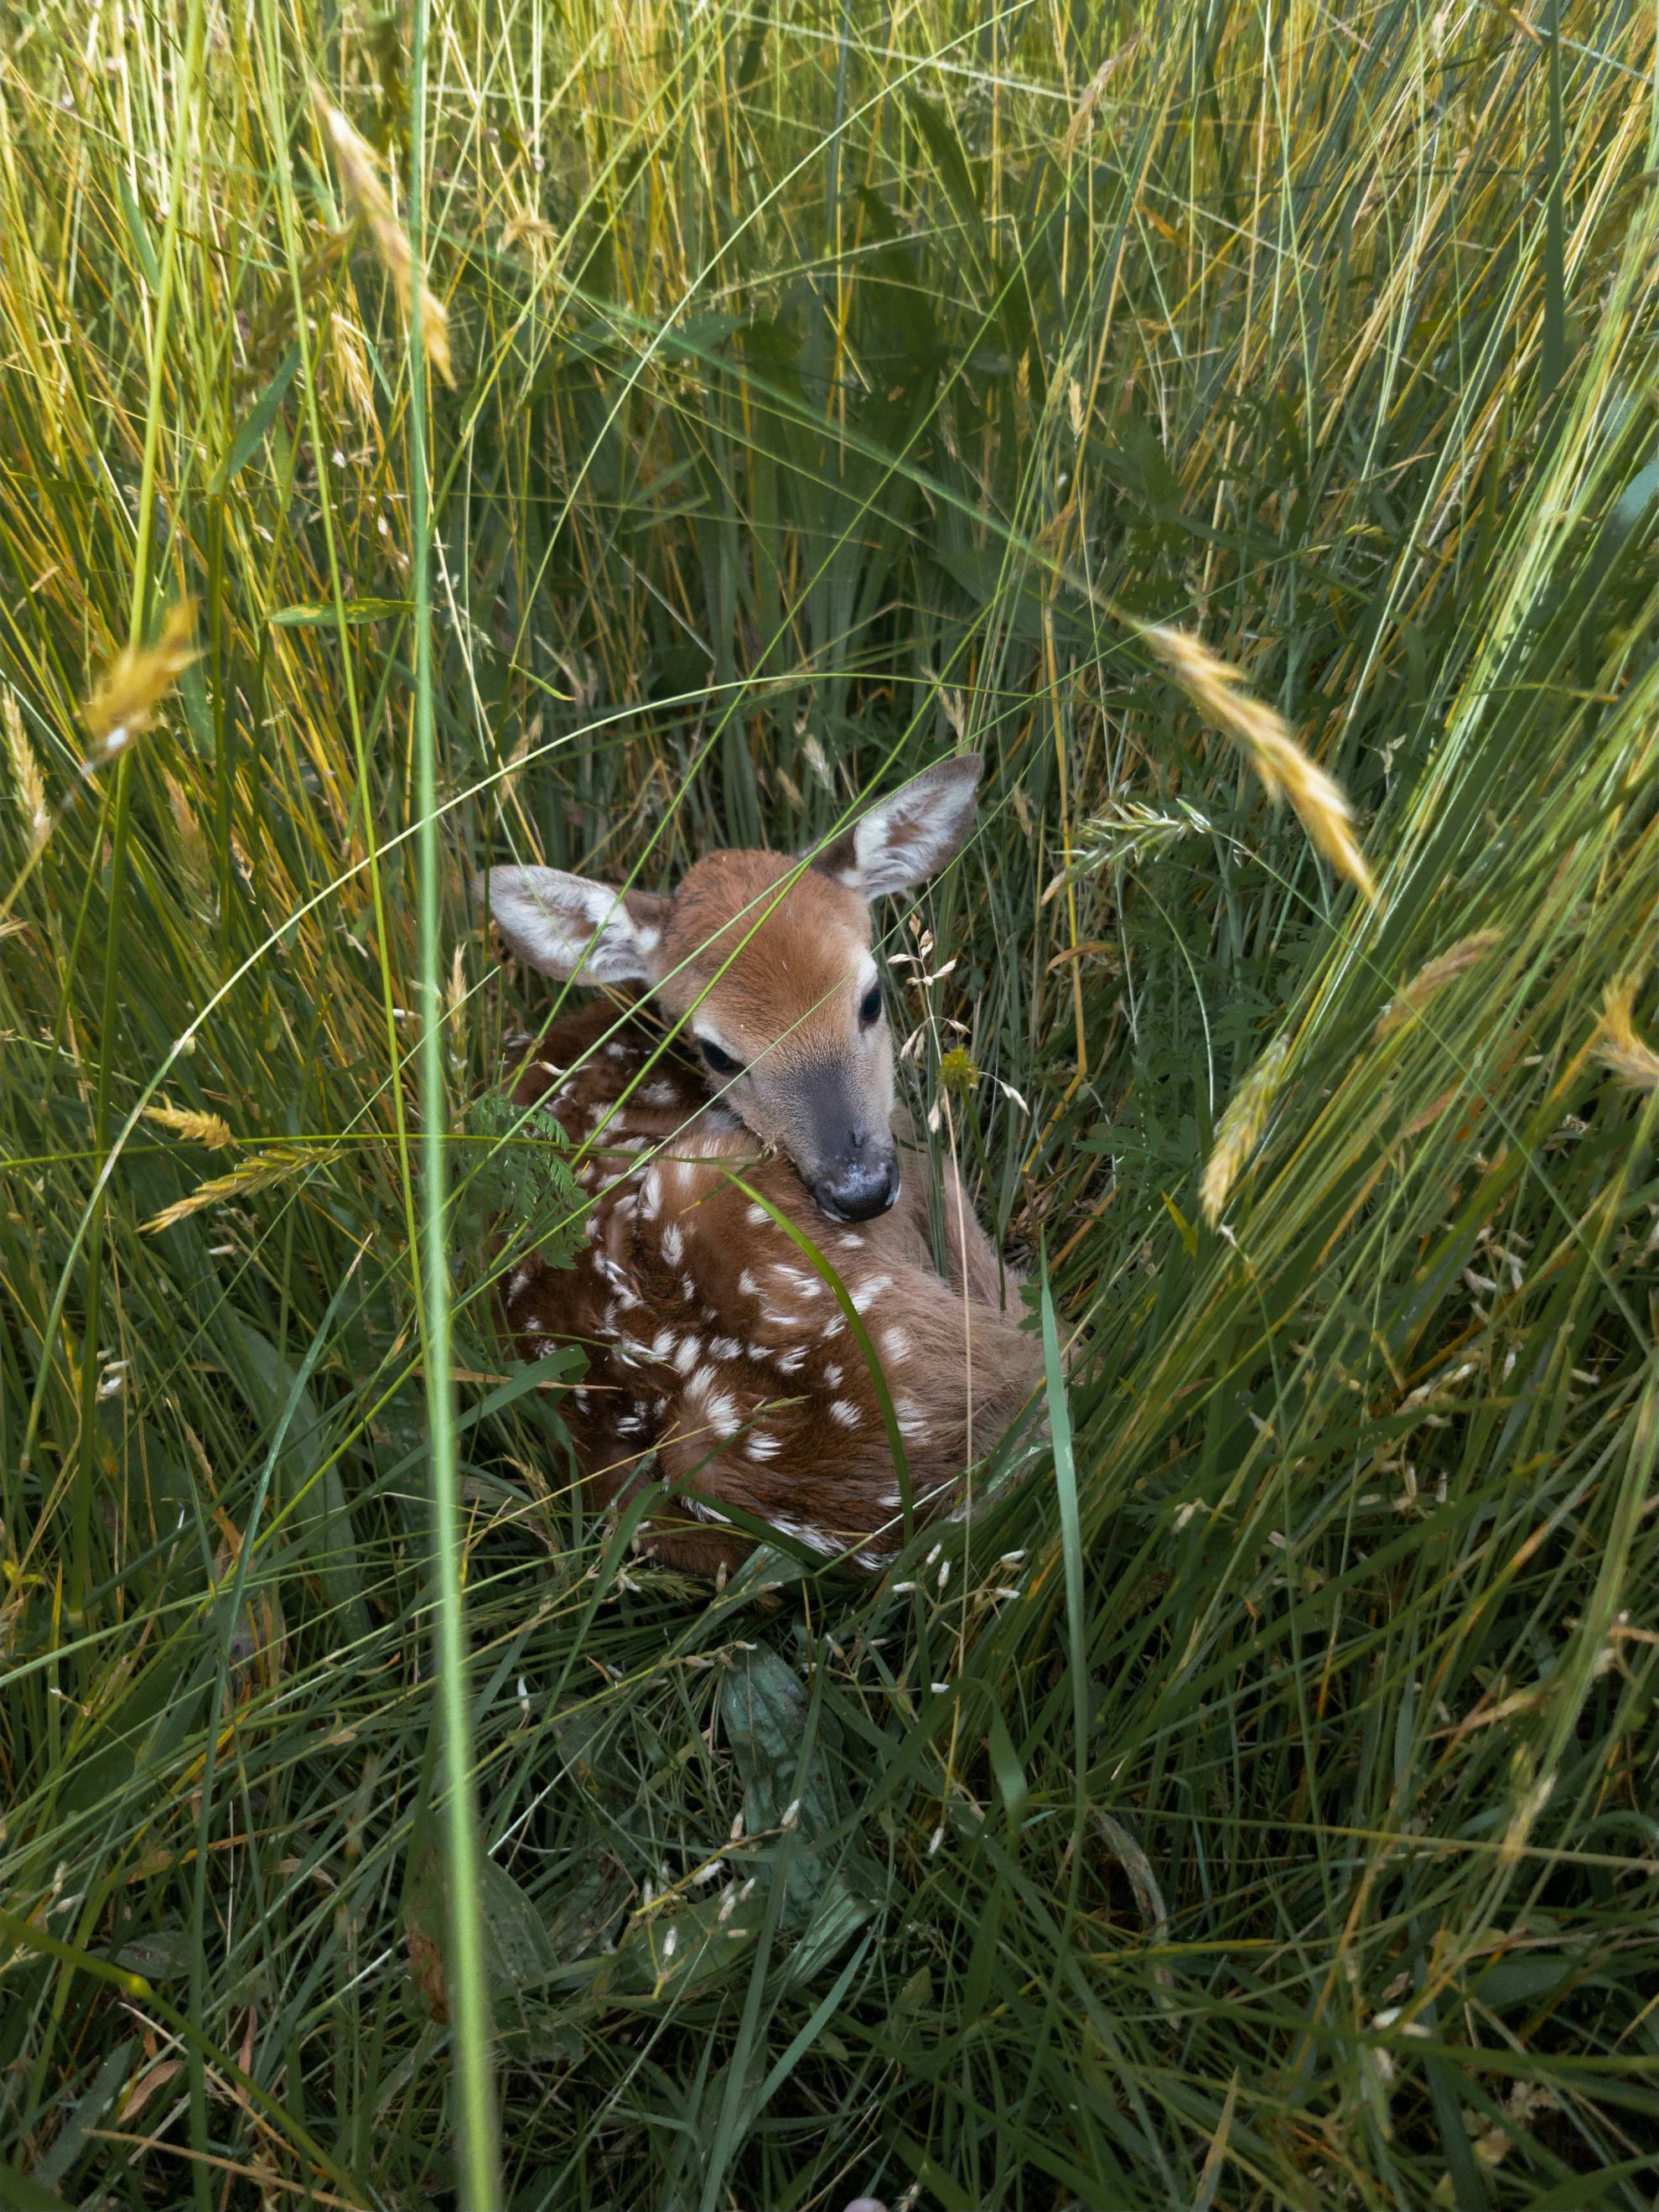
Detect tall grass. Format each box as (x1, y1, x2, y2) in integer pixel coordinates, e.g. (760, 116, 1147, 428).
(1, 3, 1655, 2207)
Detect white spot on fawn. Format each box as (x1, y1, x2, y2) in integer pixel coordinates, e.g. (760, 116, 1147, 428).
(851, 1274, 892, 1313)
(882, 1326, 912, 1363)
(744, 1429, 781, 1460)
(687, 1370, 739, 1436)
(661, 1223, 684, 1268)
(829, 1400, 860, 1429)
(771, 1517, 837, 1559)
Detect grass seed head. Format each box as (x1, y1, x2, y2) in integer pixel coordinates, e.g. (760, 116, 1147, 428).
(315, 94, 455, 388)
(1045, 796, 1213, 894)
(80, 600, 197, 769)
(143, 1143, 329, 1234)
(1137, 621, 1377, 901)
(1594, 979, 1659, 1093)
(329, 310, 379, 427)
(1200, 1031, 1291, 1225)
(143, 1102, 234, 1150)
(4, 691, 50, 850)
(1375, 930, 1501, 1038)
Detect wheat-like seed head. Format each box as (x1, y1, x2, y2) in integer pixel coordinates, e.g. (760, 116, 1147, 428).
(1200, 1031, 1291, 1225)
(1594, 980, 1659, 1093)
(1044, 796, 1214, 897)
(1135, 620, 1378, 902)
(329, 310, 378, 428)
(315, 94, 455, 388)
(4, 691, 49, 850)
(143, 1102, 235, 1150)
(80, 600, 198, 767)
(1376, 931, 1501, 1038)
(142, 1144, 331, 1233)
(500, 210, 563, 257)
(448, 942, 468, 1039)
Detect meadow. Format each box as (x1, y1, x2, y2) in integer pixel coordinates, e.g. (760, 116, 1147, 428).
(1, 3, 1656, 2206)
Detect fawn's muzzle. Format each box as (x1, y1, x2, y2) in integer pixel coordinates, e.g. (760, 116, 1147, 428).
(811, 1146, 900, 1223)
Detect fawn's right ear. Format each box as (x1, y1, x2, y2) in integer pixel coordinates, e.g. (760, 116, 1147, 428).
(807, 753, 983, 897)
(474, 865, 670, 984)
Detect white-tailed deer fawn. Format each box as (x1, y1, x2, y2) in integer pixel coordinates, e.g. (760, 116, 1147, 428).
(476, 753, 1039, 1576)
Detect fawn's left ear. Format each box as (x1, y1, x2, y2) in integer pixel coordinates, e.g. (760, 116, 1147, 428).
(475, 865, 671, 984)
(809, 753, 983, 898)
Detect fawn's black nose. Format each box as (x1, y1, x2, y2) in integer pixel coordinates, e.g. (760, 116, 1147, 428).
(812, 1146, 900, 1223)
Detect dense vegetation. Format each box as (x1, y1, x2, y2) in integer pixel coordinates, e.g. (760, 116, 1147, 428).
(1, 2, 1655, 2205)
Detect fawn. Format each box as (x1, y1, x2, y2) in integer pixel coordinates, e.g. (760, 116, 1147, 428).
(476, 752, 1039, 1576)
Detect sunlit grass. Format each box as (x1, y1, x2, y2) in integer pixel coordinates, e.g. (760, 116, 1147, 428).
(1, 3, 1655, 2207)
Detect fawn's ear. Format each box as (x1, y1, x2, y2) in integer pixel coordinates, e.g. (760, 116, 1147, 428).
(810, 754, 983, 898)
(475, 865, 670, 984)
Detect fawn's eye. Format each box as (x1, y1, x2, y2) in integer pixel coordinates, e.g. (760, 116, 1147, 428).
(858, 982, 883, 1029)
(700, 1040, 741, 1077)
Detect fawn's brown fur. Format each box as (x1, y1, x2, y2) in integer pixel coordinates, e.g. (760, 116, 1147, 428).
(479, 755, 1039, 1576)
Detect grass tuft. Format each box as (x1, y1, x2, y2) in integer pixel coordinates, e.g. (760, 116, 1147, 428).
(1, 2, 1656, 2206)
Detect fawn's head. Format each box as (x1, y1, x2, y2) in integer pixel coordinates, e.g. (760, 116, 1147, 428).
(479, 754, 982, 1222)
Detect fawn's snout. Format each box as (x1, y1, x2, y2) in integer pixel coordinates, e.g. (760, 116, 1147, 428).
(811, 1130, 900, 1223)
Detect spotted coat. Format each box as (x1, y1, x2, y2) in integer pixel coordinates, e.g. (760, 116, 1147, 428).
(496, 998, 1039, 1576)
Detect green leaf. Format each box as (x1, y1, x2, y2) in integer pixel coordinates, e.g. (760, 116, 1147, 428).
(0, 2162, 74, 2212)
(267, 597, 413, 627)
(217, 344, 300, 489)
(720, 1647, 883, 1951)
(27, 2039, 136, 2191)
(104, 1928, 194, 1981)
(1159, 1190, 1200, 1256)
(226, 1321, 370, 1644)
(407, 1820, 591, 2061)
(457, 1091, 587, 1275)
